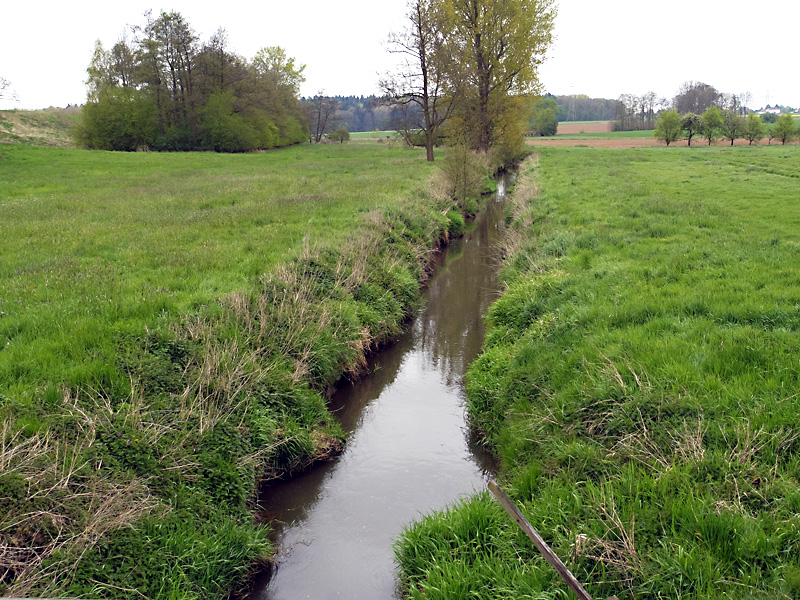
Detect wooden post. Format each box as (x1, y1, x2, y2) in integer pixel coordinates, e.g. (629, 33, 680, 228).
(488, 480, 598, 600)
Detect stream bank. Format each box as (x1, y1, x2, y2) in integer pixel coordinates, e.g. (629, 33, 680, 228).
(249, 174, 513, 599)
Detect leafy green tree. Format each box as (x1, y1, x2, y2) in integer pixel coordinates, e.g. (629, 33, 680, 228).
(78, 12, 308, 152)
(743, 113, 766, 145)
(199, 90, 258, 152)
(700, 105, 723, 145)
(328, 127, 351, 143)
(654, 110, 682, 145)
(445, 0, 556, 153)
(681, 112, 702, 146)
(719, 110, 744, 145)
(528, 97, 558, 136)
(772, 113, 797, 145)
(77, 86, 157, 150)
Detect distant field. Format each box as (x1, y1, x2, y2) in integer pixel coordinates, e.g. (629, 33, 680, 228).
(556, 121, 613, 134)
(350, 130, 396, 139)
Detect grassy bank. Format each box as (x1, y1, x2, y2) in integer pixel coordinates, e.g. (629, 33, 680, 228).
(396, 146, 800, 599)
(0, 108, 80, 147)
(0, 143, 463, 597)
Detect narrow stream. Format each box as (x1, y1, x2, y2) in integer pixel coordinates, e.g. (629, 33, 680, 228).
(251, 175, 512, 600)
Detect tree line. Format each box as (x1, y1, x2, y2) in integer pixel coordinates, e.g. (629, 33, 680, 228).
(655, 107, 798, 146)
(75, 11, 308, 152)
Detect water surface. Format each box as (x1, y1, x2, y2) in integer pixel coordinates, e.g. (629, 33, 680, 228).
(252, 176, 511, 599)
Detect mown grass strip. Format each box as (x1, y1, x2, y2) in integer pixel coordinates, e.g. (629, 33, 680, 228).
(396, 146, 800, 600)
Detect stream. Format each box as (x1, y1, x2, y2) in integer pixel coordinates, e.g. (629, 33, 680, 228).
(250, 174, 512, 600)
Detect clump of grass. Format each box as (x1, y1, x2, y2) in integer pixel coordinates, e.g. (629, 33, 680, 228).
(398, 146, 800, 599)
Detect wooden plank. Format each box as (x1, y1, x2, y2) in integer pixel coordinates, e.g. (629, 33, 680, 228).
(488, 480, 596, 600)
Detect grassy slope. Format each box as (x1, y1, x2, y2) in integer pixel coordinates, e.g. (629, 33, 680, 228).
(396, 146, 800, 599)
(0, 108, 81, 147)
(0, 143, 461, 597)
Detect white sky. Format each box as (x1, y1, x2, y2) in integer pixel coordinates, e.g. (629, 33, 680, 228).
(1, 0, 799, 111)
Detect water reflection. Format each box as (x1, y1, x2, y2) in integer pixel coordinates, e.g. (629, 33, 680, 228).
(252, 176, 510, 600)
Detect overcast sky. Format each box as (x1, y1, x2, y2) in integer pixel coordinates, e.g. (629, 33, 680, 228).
(2, 0, 798, 111)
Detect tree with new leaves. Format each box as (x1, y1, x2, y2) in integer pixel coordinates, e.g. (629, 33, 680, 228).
(700, 105, 723, 145)
(681, 113, 702, 146)
(328, 127, 350, 144)
(719, 110, 744, 145)
(381, 0, 455, 161)
(743, 113, 766, 145)
(772, 114, 797, 145)
(528, 96, 558, 136)
(446, 0, 556, 153)
(654, 110, 682, 145)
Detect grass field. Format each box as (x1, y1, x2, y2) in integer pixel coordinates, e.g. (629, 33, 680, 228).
(0, 142, 460, 597)
(396, 145, 800, 599)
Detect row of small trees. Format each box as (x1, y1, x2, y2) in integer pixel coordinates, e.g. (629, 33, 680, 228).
(75, 11, 308, 152)
(655, 108, 798, 146)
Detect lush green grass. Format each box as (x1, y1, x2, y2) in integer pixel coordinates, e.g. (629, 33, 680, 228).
(397, 146, 800, 599)
(350, 130, 396, 139)
(0, 142, 463, 597)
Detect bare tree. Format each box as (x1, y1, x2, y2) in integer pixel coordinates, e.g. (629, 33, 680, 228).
(305, 93, 339, 143)
(673, 81, 720, 115)
(381, 0, 455, 161)
(0, 76, 17, 102)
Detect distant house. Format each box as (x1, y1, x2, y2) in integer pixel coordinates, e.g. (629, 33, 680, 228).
(756, 105, 782, 115)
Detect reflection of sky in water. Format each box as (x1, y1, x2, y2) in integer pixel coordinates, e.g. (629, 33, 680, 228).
(253, 178, 510, 600)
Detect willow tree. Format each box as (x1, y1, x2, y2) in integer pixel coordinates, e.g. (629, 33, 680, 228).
(445, 0, 556, 154)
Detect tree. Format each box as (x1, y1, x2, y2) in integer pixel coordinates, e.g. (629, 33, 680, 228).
(445, 0, 556, 153)
(681, 113, 702, 146)
(772, 114, 797, 145)
(673, 81, 720, 115)
(528, 96, 558, 136)
(306, 94, 339, 143)
(0, 76, 14, 101)
(743, 113, 766, 145)
(719, 110, 744, 145)
(381, 0, 455, 161)
(78, 12, 308, 152)
(700, 105, 723, 145)
(328, 126, 350, 144)
(654, 110, 682, 145)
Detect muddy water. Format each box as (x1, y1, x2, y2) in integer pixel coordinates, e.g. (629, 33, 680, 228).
(251, 176, 511, 600)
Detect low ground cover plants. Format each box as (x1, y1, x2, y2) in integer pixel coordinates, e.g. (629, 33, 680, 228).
(396, 146, 800, 599)
(0, 142, 467, 596)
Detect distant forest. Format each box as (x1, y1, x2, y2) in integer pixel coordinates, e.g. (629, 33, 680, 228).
(311, 94, 616, 135)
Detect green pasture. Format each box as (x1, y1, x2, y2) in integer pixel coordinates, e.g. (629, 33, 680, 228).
(0, 142, 455, 597)
(397, 145, 800, 599)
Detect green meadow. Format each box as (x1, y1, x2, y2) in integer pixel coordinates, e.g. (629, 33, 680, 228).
(0, 142, 460, 597)
(397, 146, 800, 599)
